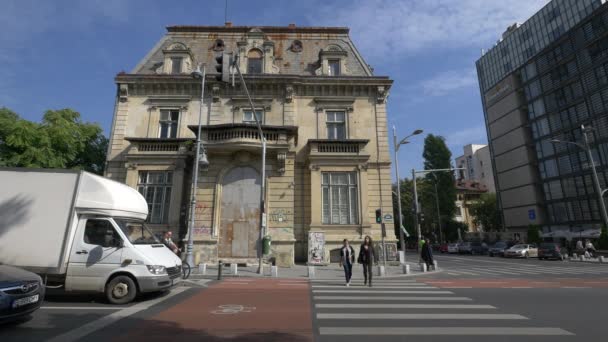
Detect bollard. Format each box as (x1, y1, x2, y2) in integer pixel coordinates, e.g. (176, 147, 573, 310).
(403, 264, 410, 274)
(376, 265, 386, 277)
(573, 253, 578, 259)
(600, 256, 605, 263)
(308, 266, 315, 278)
(217, 260, 223, 280)
(580, 255, 585, 262)
(230, 263, 238, 275)
(433, 260, 439, 271)
(420, 263, 427, 272)
(271, 265, 278, 277)
(198, 263, 207, 275)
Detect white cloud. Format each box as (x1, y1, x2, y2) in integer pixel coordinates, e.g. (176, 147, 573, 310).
(445, 124, 488, 148)
(312, 0, 551, 59)
(420, 69, 477, 97)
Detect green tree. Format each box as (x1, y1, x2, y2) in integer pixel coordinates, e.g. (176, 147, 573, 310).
(469, 193, 502, 231)
(0, 107, 107, 174)
(392, 179, 416, 243)
(527, 224, 542, 244)
(422, 134, 457, 241)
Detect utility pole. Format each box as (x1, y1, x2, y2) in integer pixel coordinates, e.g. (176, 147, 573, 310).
(412, 168, 421, 249)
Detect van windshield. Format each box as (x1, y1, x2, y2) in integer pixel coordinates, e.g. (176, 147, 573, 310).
(114, 219, 159, 245)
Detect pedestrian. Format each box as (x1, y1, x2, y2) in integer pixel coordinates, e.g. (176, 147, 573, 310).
(339, 239, 355, 286)
(421, 238, 434, 271)
(576, 240, 584, 254)
(358, 235, 376, 287)
(585, 239, 596, 258)
(162, 231, 179, 254)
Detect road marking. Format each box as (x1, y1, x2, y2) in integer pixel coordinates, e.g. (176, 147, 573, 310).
(312, 285, 435, 289)
(444, 286, 473, 288)
(41, 307, 120, 310)
(317, 313, 527, 320)
(561, 286, 591, 289)
(46, 287, 188, 342)
(312, 290, 454, 294)
(319, 327, 574, 336)
(425, 281, 453, 284)
(507, 287, 533, 289)
(479, 281, 504, 284)
(313, 296, 472, 301)
(315, 303, 496, 309)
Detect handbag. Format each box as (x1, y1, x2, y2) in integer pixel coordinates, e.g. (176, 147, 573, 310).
(357, 253, 363, 264)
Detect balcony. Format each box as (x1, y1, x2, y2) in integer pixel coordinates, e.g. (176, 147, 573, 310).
(125, 138, 192, 156)
(308, 139, 370, 164)
(190, 124, 297, 152)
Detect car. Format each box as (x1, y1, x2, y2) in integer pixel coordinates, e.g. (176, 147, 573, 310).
(538, 243, 565, 260)
(447, 243, 460, 253)
(458, 242, 473, 254)
(439, 243, 449, 253)
(488, 241, 509, 257)
(470, 241, 488, 255)
(0, 264, 45, 324)
(504, 244, 538, 259)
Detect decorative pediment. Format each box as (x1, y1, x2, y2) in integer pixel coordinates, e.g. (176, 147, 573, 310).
(145, 95, 191, 110)
(313, 97, 355, 112)
(230, 96, 273, 111)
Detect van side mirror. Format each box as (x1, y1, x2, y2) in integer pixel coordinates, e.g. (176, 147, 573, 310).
(112, 238, 124, 248)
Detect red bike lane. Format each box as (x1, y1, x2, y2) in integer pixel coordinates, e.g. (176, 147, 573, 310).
(115, 278, 313, 342)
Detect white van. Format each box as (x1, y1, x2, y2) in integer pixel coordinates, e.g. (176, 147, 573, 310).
(0, 168, 182, 304)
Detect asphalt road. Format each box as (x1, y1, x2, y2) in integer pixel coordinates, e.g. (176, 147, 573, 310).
(2, 257, 608, 342)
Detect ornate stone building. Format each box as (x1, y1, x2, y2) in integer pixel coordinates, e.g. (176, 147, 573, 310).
(105, 23, 395, 266)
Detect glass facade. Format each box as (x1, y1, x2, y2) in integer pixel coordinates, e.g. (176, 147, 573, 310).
(477, 0, 606, 93)
(492, 2, 608, 230)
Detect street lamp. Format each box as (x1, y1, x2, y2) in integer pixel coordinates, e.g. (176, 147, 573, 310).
(550, 124, 608, 231)
(185, 64, 208, 267)
(393, 127, 423, 263)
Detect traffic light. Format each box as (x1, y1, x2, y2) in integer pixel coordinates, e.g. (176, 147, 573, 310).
(375, 209, 382, 223)
(215, 52, 232, 83)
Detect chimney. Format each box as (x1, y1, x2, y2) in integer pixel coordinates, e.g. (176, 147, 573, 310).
(225, 22, 232, 27)
(288, 23, 296, 28)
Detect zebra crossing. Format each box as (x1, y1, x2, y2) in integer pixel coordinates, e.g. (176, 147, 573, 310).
(310, 278, 573, 340)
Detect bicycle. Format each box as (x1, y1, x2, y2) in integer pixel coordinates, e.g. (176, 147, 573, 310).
(181, 262, 191, 280)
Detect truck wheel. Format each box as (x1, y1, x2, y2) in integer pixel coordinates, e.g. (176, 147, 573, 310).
(106, 275, 137, 305)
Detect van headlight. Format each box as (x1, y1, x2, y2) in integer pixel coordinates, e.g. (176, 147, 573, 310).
(146, 265, 167, 275)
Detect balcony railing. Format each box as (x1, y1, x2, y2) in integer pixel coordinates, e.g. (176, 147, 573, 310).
(125, 138, 191, 155)
(191, 124, 296, 150)
(308, 139, 369, 156)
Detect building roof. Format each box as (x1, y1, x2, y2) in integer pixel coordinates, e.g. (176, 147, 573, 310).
(130, 23, 374, 77)
(455, 180, 488, 193)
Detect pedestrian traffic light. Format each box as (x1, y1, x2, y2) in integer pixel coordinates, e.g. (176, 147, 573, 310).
(215, 52, 232, 83)
(375, 209, 382, 223)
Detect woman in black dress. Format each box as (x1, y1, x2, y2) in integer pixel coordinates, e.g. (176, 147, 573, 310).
(358, 235, 376, 287)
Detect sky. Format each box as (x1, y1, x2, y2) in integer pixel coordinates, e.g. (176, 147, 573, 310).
(0, 0, 551, 179)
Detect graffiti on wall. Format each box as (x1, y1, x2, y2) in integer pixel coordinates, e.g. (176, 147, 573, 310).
(269, 209, 292, 223)
(193, 226, 212, 235)
(308, 232, 325, 264)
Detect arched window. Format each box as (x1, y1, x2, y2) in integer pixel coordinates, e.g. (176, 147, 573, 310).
(247, 49, 263, 74)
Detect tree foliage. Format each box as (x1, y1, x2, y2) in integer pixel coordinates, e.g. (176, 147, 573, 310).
(599, 226, 608, 250)
(469, 193, 502, 232)
(527, 225, 542, 244)
(0, 107, 107, 174)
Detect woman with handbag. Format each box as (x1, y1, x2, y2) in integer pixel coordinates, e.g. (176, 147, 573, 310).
(358, 235, 376, 287)
(339, 239, 355, 286)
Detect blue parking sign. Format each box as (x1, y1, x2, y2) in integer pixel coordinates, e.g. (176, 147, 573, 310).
(528, 209, 536, 220)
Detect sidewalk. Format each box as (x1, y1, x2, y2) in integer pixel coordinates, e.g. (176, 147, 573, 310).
(188, 261, 441, 280)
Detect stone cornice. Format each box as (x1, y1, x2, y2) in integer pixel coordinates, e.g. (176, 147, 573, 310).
(166, 25, 349, 34)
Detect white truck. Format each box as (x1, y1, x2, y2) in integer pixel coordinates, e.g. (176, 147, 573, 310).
(0, 168, 182, 304)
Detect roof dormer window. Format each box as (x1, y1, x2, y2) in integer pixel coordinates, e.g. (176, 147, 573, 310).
(328, 60, 340, 76)
(317, 44, 349, 76)
(171, 57, 183, 74)
(212, 39, 225, 52)
(159, 42, 192, 75)
(247, 49, 263, 74)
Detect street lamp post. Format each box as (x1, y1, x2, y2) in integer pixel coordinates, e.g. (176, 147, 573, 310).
(392, 127, 423, 263)
(186, 64, 209, 267)
(551, 124, 608, 230)
(431, 173, 443, 243)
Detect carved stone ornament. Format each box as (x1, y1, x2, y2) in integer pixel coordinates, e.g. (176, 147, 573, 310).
(377, 86, 389, 104)
(285, 85, 294, 103)
(212, 84, 221, 102)
(212, 39, 225, 52)
(277, 152, 287, 174)
(290, 40, 303, 53)
(125, 162, 138, 170)
(357, 163, 369, 171)
(119, 84, 129, 102)
(308, 164, 320, 171)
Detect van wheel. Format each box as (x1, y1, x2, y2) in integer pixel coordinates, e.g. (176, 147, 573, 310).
(106, 275, 137, 305)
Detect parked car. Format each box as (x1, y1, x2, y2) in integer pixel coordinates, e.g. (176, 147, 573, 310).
(538, 243, 565, 260)
(439, 243, 449, 253)
(458, 242, 473, 254)
(488, 241, 509, 257)
(0, 264, 45, 324)
(504, 244, 538, 259)
(470, 241, 488, 255)
(447, 243, 460, 253)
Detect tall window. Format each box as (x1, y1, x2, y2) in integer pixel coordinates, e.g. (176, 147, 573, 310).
(159, 110, 179, 138)
(328, 60, 341, 76)
(326, 111, 346, 139)
(138, 171, 173, 224)
(322, 172, 358, 225)
(243, 110, 264, 124)
(247, 49, 263, 74)
(171, 57, 183, 74)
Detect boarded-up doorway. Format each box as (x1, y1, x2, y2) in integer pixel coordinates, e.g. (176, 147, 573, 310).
(219, 166, 261, 259)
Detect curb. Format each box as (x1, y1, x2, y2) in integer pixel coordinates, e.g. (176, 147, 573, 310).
(186, 269, 443, 280)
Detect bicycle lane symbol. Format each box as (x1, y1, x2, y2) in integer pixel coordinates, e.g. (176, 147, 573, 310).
(211, 304, 256, 315)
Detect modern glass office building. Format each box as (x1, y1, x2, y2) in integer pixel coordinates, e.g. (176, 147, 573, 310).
(476, 0, 608, 238)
